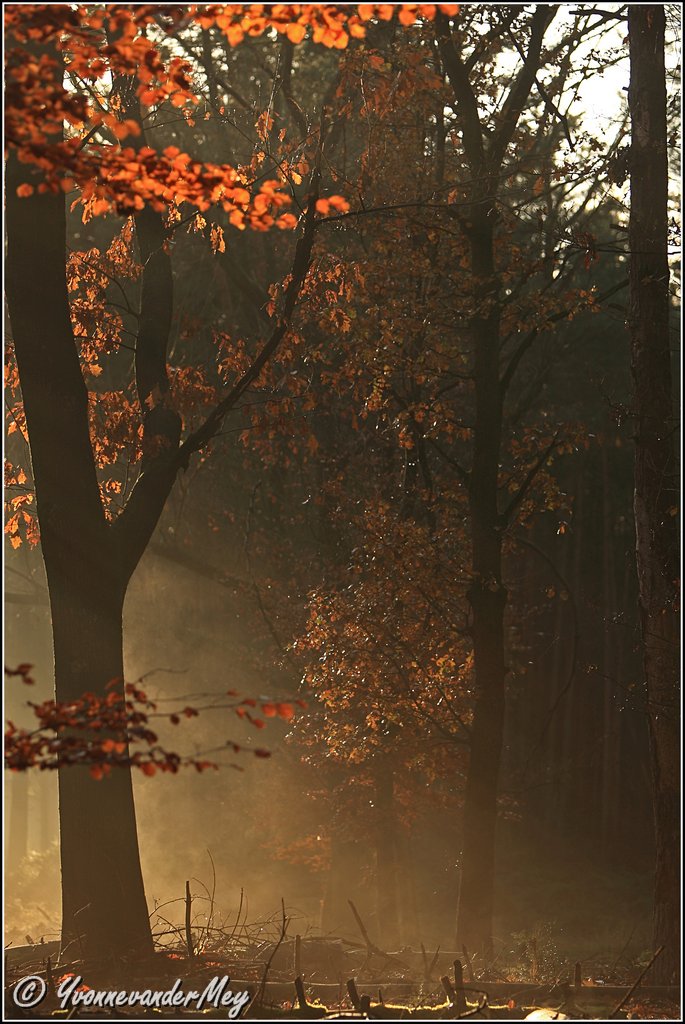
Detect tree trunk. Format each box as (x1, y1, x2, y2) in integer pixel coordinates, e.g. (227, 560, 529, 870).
(6, 125, 154, 957)
(320, 835, 366, 940)
(600, 444, 620, 857)
(628, 4, 679, 985)
(437, 8, 554, 955)
(374, 766, 401, 949)
(51, 573, 153, 958)
(397, 832, 420, 947)
(456, 208, 506, 958)
(7, 772, 30, 871)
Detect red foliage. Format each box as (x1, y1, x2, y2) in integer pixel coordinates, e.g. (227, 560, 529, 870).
(4, 666, 305, 778)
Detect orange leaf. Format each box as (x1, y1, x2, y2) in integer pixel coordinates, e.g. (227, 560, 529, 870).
(285, 22, 307, 44)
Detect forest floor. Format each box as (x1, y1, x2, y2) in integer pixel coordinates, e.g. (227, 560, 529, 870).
(4, 934, 681, 1020)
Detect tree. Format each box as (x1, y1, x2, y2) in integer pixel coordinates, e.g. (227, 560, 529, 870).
(256, 5, 631, 956)
(4, 4, 312, 959)
(628, 4, 679, 985)
(433, 5, 589, 955)
(4, 0, 459, 961)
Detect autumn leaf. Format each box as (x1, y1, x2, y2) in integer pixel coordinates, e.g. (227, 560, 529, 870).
(210, 224, 226, 253)
(256, 110, 274, 142)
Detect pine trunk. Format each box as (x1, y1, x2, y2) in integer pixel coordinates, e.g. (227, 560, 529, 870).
(628, 4, 679, 985)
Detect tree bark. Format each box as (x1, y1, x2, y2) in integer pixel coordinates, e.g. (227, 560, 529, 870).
(457, 207, 507, 958)
(628, 4, 679, 985)
(52, 574, 152, 958)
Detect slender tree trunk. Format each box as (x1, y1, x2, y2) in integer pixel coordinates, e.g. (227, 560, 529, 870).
(374, 766, 401, 949)
(457, 208, 506, 958)
(436, 7, 554, 956)
(600, 445, 620, 856)
(7, 772, 30, 870)
(320, 834, 366, 939)
(628, 4, 679, 985)
(396, 832, 420, 947)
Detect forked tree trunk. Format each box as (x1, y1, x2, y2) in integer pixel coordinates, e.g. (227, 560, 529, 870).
(5, 37, 155, 954)
(628, 5, 679, 985)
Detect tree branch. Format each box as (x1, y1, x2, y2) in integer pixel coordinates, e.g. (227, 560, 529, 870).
(500, 430, 562, 526)
(5, 28, 107, 570)
(106, 32, 181, 575)
(500, 278, 629, 394)
(488, 6, 558, 171)
(434, 12, 485, 174)
(277, 36, 308, 137)
(177, 169, 321, 466)
(504, 22, 575, 150)
(425, 437, 470, 485)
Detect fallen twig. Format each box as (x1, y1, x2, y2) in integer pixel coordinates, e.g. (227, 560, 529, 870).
(347, 900, 411, 971)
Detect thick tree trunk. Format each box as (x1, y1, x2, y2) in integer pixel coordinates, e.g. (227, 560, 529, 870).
(628, 5, 680, 985)
(456, 208, 506, 958)
(51, 574, 152, 958)
(6, 138, 154, 958)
